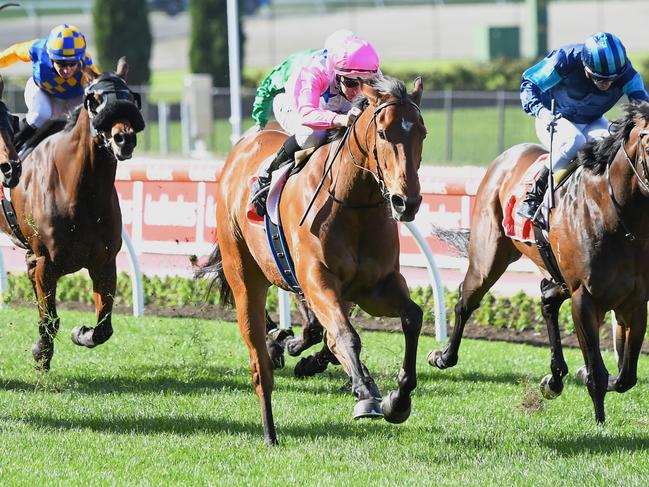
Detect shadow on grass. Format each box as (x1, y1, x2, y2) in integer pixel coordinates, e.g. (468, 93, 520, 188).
(4, 410, 405, 443)
(0, 363, 350, 397)
(421, 369, 529, 386)
(542, 433, 649, 455)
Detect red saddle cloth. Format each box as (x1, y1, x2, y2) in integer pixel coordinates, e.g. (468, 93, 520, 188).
(502, 154, 548, 243)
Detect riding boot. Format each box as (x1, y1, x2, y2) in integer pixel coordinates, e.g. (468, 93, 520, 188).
(250, 135, 301, 217)
(517, 166, 550, 220)
(13, 119, 37, 152)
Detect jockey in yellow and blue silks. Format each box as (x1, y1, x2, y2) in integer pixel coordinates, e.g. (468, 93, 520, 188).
(0, 24, 101, 149)
(517, 32, 649, 220)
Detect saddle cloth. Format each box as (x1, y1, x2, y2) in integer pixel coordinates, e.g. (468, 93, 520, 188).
(502, 154, 579, 242)
(245, 146, 316, 226)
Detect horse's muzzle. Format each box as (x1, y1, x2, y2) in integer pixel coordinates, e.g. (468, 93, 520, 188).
(390, 193, 422, 222)
(113, 131, 137, 160)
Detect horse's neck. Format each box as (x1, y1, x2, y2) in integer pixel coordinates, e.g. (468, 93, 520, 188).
(59, 110, 117, 203)
(327, 124, 381, 206)
(591, 146, 649, 236)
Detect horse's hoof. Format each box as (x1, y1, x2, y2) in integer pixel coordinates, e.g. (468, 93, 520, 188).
(31, 341, 52, 371)
(427, 349, 454, 369)
(286, 337, 307, 357)
(294, 355, 328, 378)
(540, 374, 561, 399)
(381, 390, 412, 424)
(71, 326, 96, 348)
(576, 366, 588, 386)
(353, 398, 383, 420)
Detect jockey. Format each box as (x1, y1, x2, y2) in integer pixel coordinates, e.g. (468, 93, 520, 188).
(518, 32, 649, 220)
(0, 24, 101, 150)
(249, 29, 381, 216)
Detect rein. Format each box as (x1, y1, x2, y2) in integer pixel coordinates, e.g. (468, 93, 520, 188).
(606, 129, 649, 241)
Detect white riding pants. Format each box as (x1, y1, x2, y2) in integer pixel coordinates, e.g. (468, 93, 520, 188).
(535, 115, 610, 171)
(24, 77, 83, 128)
(272, 92, 328, 148)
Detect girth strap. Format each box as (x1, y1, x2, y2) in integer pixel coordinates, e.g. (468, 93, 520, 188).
(1, 198, 29, 248)
(533, 225, 568, 293)
(264, 213, 303, 296)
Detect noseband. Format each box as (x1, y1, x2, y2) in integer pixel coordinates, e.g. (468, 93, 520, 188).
(607, 128, 649, 240)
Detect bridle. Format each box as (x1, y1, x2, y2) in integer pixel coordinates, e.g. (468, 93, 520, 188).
(299, 94, 422, 226)
(607, 128, 649, 240)
(329, 98, 422, 208)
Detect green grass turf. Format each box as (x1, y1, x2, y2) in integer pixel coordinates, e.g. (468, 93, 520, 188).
(1, 307, 648, 484)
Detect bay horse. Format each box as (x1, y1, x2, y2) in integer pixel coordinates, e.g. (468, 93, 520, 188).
(202, 77, 426, 445)
(429, 102, 649, 424)
(0, 62, 145, 370)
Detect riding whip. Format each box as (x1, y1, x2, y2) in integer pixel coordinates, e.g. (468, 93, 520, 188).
(547, 98, 561, 212)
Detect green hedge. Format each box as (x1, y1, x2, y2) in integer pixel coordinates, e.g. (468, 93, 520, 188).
(3, 272, 580, 336)
(246, 56, 649, 92)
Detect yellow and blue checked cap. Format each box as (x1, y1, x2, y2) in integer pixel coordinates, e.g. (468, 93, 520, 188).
(46, 24, 86, 62)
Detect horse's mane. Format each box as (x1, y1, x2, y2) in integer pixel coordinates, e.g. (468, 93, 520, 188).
(64, 106, 83, 132)
(577, 101, 649, 174)
(329, 76, 408, 143)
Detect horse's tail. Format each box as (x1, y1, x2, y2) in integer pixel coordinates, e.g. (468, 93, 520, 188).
(194, 244, 234, 307)
(431, 225, 471, 258)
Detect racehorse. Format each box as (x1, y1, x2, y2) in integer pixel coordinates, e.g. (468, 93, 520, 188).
(0, 60, 145, 370)
(201, 76, 426, 445)
(429, 102, 649, 424)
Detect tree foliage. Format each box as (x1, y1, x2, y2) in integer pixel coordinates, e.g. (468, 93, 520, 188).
(92, 0, 152, 85)
(189, 0, 245, 87)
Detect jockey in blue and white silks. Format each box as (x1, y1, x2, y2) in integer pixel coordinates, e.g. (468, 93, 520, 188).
(517, 32, 649, 220)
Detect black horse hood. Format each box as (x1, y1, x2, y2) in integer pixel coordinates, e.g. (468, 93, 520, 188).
(85, 73, 146, 133)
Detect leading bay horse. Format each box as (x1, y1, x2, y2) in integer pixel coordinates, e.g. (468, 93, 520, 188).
(0, 62, 145, 370)
(202, 77, 426, 445)
(430, 102, 649, 424)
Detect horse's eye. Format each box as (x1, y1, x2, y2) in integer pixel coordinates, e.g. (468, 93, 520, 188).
(377, 129, 386, 140)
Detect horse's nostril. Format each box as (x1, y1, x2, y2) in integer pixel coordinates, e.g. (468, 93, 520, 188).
(391, 194, 407, 213)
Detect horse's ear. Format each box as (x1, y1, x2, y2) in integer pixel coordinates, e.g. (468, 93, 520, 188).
(116, 57, 129, 81)
(411, 77, 423, 107)
(361, 82, 381, 107)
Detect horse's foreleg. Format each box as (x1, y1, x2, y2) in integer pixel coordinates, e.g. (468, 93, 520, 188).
(571, 288, 608, 423)
(359, 272, 422, 424)
(608, 306, 646, 393)
(306, 268, 382, 419)
(429, 229, 518, 370)
(71, 260, 116, 348)
(539, 279, 569, 399)
(27, 254, 60, 370)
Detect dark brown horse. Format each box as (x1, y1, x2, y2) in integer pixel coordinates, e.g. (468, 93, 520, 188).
(201, 77, 426, 445)
(0, 62, 145, 370)
(430, 102, 649, 424)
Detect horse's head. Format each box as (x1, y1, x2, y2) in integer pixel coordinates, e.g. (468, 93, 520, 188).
(83, 71, 145, 161)
(0, 76, 21, 188)
(356, 76, 426, 222)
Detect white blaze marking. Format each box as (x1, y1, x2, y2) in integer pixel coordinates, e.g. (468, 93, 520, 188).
(402, 118, 414, 133)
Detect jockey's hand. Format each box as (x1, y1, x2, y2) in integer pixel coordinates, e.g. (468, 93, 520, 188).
(333, 107, 362, 128)
(254, 124, 264, 132)
(347, 107, 362, 125)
